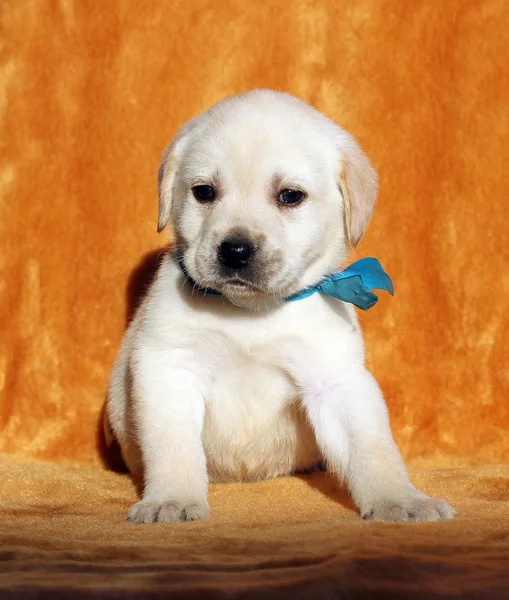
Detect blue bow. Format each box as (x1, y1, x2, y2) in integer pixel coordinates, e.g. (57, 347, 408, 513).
(285, 257, 394, 310)
(177, 256, 393, 310)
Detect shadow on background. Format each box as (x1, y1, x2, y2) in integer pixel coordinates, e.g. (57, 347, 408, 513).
(96, 247, 169, 472)
(295, 466, 357, 514)
(124, 247, 168, 326)
(96, 401, 128, 473)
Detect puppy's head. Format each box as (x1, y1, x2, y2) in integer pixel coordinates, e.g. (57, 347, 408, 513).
(158, 90, 377, 307)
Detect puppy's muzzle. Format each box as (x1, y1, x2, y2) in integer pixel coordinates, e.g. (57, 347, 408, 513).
(218, 236, 256, 272)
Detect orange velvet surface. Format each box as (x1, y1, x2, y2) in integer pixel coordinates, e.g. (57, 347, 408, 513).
(1, 1, 508, 598)
(2, 455, 509, 598)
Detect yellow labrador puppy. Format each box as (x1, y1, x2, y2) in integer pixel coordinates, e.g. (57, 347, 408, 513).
(107, 90, 455, 524)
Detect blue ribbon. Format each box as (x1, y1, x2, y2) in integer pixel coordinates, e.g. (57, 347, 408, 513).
(177, 256, 394, 310)
(285, 257, 394, 310)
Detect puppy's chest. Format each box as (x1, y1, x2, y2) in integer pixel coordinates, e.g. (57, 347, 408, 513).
(206, 341, 296, 410)
(202, 344, 315, 482)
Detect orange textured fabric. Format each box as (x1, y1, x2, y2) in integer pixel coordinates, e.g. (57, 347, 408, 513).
(1, 456, 508, 598)
(1, 1, 508, 598)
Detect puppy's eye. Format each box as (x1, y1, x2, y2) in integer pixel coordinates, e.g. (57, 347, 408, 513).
(278, 189, 304, 206)
(192, 185, 216, 202)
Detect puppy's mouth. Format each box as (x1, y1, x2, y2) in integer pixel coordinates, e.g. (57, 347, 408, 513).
(179, 258, 267, 296)
(225, 279, 249, 289)
(219, 277, 282, 301)
(179, 252, 295, 302)
(218, 277, 268, 296)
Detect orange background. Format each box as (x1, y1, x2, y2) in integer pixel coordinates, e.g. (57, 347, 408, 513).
(1, 2, 509, 596)
(1, 0, 508, 469)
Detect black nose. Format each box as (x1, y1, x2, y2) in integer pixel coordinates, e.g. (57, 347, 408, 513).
(218, 237, 255, 270)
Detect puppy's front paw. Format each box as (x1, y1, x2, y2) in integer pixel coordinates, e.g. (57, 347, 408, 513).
(363, 495, 455, 522)
(127, 499, 210, 524)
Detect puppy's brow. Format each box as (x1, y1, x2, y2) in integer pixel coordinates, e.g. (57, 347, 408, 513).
(186, 170, 222, 191)
(270, 172, 285, 193)
(269, 172, 310, 195)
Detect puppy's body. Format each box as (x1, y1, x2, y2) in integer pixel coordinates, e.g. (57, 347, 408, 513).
(109, 256, 360, 483)
(107, 90, 455, 524)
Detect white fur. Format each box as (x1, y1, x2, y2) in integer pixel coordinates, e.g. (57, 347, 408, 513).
(107, 90, 455, 524)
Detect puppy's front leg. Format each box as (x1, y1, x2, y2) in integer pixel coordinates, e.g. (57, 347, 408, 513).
(127, 348, 209, 524)
(299, 365, 455, 522)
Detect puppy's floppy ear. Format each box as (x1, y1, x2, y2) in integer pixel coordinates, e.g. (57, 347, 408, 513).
(337, 133, 378, 247)
(157, 141, 179, 233)
(157, 120, 195, 233)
